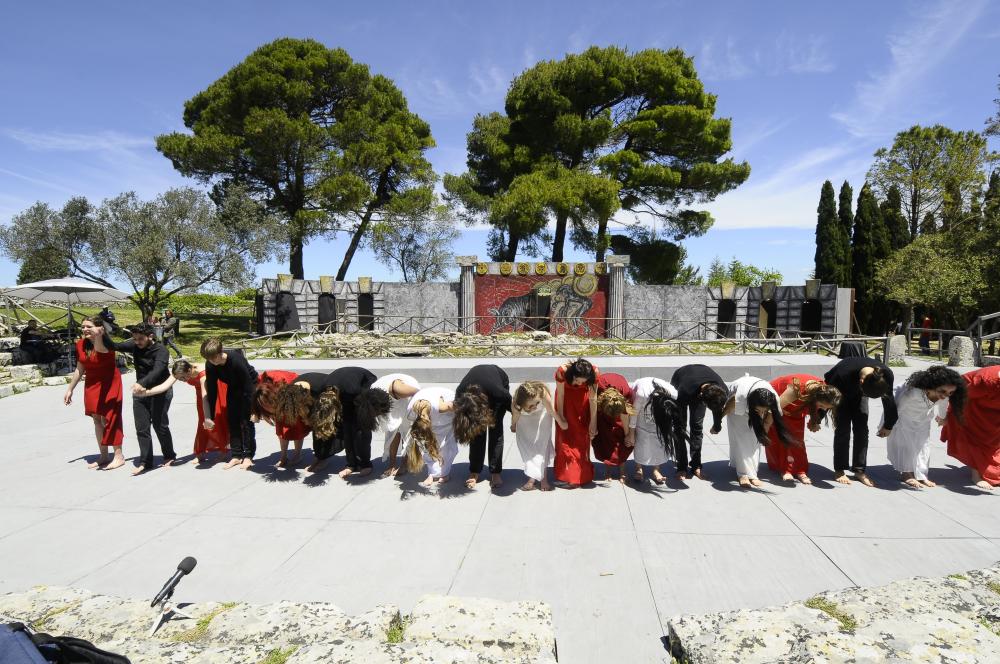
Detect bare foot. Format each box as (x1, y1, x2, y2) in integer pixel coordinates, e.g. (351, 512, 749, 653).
(520, 479, 537, 491)
(240, 459, 253, 471)
(975, 480, 993, 490)
(781, 472, 794, 482)
(131, 465, 147, 476)
(749, 478, 762, 487)
(277, 455, 288, 469)
(306, 458, 327, 474)
(420, 475, 434, 488)
(381, 465, 396, 478)
(903, 478, 921, 488)
(435, 475, 450, 484)
(834, 471, 851, 485)
(676, 472, 688, 481)
(162, 458, 175, 467)
(632, 468, 645, 483)
(540, 479, 553, 491)
(651, 470, 666, 485)
(490, 473, 502, 489)
(88, 456, 109, 470)
(920, 479, 937, 488)
(223, 458, 241, 470)
(796, 473, 812, 485)
(338, 467, 353, 479)
(738, 475, 751, 488)
(105, 455, 125, 471)
(465, 475, 478, 489)
(854, 472, 876, 488)
(693, 468, 706, 480)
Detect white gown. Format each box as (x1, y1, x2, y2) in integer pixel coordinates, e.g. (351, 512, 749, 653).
(515, 402, 554, 481)
(725, 374, 777, 479)
(373, 373, 421, 461)
(885, 385, 948, 481)
(406, 387, 457, 478)
(629, 377, 676, 466)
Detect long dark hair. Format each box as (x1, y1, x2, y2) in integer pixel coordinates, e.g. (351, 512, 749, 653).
(564, 358, 597, 386)
(80, 316, 109, 357)
(453, 385, 494, 443)
(646, 385, 687, 459)
(905, 365, 967, 422)
(355, 388, 392, 432)
(748, 388, 797, 446)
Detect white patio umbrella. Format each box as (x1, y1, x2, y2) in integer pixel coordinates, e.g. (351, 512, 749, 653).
(2, 277, 131, 346)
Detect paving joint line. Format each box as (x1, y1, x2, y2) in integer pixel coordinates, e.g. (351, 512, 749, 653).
(622, 480, 668, 643)
(446, 484, 492, 595)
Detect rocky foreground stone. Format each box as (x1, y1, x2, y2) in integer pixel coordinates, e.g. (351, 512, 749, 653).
(0, 587, 557, 663)
(668, 563, 1000, 663)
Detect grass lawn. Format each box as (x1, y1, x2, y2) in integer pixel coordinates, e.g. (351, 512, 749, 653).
(6, 304, 253, 358)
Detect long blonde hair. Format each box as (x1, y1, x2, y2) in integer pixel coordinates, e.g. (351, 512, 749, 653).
(514, 381, 548, 410)
(597, 387, 635, 419)
(407, 401, 442, 472)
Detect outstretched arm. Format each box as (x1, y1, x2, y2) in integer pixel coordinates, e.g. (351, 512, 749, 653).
(543, 386, 567, 429)
(138, 375, 178, 397)
(510, 406, 521, 433)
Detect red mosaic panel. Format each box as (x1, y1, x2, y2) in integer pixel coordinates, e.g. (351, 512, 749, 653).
(475, 273, 608, 337)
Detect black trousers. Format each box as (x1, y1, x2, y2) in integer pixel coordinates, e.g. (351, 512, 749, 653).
(163, 336, 182, 358)
(313, 433, 345, 461)
(134, 391, 175, 468)
(226, 394, 257, 460)
(833, 401, 869, 472)
(672, 401, 706, 473)
(341, 415, 373, 471)
(468, 403, 507, 475)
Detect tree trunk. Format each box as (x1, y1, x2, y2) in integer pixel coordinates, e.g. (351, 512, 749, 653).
(595, 215, 609, 262)
(551, 211, 568, 262)
(337, 208, 376, 281)
(504, 231, 520, 262)
(289, 233, 304, 280)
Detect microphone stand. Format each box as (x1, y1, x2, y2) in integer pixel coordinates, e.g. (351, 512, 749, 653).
(149, 584, 193, 636)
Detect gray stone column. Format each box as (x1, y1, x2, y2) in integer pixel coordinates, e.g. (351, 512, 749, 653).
(456, 256, 478, 334)
(606, 255, 630, 339)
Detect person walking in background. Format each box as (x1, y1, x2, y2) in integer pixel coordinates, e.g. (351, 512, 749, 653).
(766, 374, 841, 484)
(63, 317, 125, 470)
(670, 363, 729, 481)
(201, 338, 258, 470)
(113, 322, 175, 475)
(823, 356, 898, 487)
(135, 359, 230, 464)
(887, 366, 966, 488)
(454, 364, 512, 489)
(511, 381, 566, 491)
(553, 358, 599, 487)
(162, 309, 182, 358)
(940, 365, 1000, 490)
(593, 372, 635, 483)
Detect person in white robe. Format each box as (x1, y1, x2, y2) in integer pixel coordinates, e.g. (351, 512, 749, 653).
(372, 373, 421, 477)
(629, 377, 678, 484)
(405, 387, 458, 486)
(725, 374, 796, 488)
(511, 381, 566, 491)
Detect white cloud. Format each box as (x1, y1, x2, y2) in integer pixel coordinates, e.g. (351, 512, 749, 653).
(831, 0, 988, 139)
(5, 129, 151, 154)
(698, 37, 755, 81)
(698, 33, 834, 81)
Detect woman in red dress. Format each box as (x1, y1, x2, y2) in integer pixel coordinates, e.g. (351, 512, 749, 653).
(64, 317, 125, 470)
(554, 358, 599, 486)
(593, 372, 635, 483)
(252, 370, 311, 468)
(137, 359, 229, 463)
(765, 374, 841, 484)
(941, 365, 1000, 489)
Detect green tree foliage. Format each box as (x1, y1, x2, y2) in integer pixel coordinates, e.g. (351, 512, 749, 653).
(607, 229, 694, 284)
(156, 38, 434, 280)
(446, 46, 750, 263)
(850, 185, 884, 333)
(814, 180, 850, 286)
(837, 181, 854, 284)
(987, 75, 1000, 138)
(879, 185, 910, 251)
(370, 201, 459, 282)
(705, 257, 782, 287)
(16, 246, 69, 284)
(867, 125, 992, 239)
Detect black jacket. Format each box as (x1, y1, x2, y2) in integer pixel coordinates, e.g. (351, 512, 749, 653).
(670, 364, 726, 431)
(456, 364, 512, 413)
(112, 339, 170, 390)
(205, 349, 258, 412)
(824, 357, 898, 429)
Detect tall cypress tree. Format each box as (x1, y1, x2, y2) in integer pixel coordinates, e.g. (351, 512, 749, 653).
(920, 212, 937, 235)
(879, 185, 911, 250)
(851, 184, 881, 333)
(814, 180, 846, 285)
(837, 180, 854, 286)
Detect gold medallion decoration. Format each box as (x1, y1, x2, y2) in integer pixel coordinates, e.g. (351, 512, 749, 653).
(499, 262, 513, 276)
(475, 263, 488, 275)
(573, 273, 598, 297)
(517, 262, 530, 275)
(574, 262, 587, 275)
(534, 262, 548, 275)
(556, 262, 569, 275)
(594, 262, 607, 275)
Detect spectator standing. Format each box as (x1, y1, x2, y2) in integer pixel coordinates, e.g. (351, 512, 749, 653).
(162, 309, 182, 358)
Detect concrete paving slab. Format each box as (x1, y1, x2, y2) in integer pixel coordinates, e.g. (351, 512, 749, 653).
(812, 536, 1000, 588)
(638, 531, 854, 618)
(899, 481, 1000, 538)
(448, 525, 666, 664)
(0, 506, 65, 540)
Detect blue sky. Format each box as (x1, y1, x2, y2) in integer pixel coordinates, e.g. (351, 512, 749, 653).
(1, 0, 998, 287)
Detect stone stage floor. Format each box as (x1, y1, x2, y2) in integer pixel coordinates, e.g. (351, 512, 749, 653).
(0, 358, 997, 663)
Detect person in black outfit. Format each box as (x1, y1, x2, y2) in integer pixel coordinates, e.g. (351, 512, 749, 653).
(454, 364, 512, 489)
(824, 357, 898, 487)
(162, 310, 182, 358)
(114, 323, 175, 475)
(19, 320, 56, 363)
(201, 338, 258, 470)
(324, 366, 390, 479)
(286, 371, 344, 472)
(669, 364, 730, 480)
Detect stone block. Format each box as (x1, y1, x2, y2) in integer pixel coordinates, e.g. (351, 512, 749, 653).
(9, 364, 42, 381)
(43, 376, 71, 386)
(948, 335, 976, 367)
(0, 384, 13, 398)
(886, 334, 907, 363)
(0, 352, 11, 366)
(405, 594, 557, 661)
(11, 381, 31, 394)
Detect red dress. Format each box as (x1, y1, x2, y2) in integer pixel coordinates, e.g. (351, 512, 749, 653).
(765, 374, 823, 475)
(554, 364, 598, 484)
(593, 373, 634, 465)
(188, 371, 229, 456)
(76, 339, 123, 447)
(259, 370, 311, 440)
(941, 366, 1000, 486)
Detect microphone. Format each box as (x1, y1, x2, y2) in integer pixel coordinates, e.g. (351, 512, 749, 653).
(151, 556, 197, 607)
